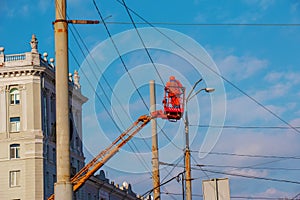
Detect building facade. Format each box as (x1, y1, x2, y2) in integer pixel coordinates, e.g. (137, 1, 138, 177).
(0, 35, 86, 200)
(0, 35, 142, 200)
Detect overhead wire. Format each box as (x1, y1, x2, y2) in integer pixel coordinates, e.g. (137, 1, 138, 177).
(160, 192, 295, 200)
(66, 15, 153, 174)
(115, 0, 300, 135)
(189, 151, 300, 160)
(196, 168, 300, 185)
(99, 21, 300, 27)
(121, 0, 165, 85)
(198, 164, 300, 171)
(55, 0, 155, 182)
(160, 161, 300, 172)
(119, 0, 183, 152)
(91, 1, 171, 168)
(190, 124, 300, 129)
(69, 47, 152, 173)
(112, 1, 300, 195)
(141, 171, 185, 198)
(92, 0, 148, 110)
(121, 0, 183, 148)
(91, 2, 184, 181)
(68, 22, 154, 171)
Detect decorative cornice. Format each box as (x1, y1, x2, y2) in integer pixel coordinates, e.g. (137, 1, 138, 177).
(0, 66, 45, 78)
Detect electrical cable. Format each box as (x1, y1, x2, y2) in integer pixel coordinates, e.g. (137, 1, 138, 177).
(70, 27, 155, 157)
(160, 192, 295, 200)
(141, 171, 185, 198)
(160, 156, 184, 183)
(121, 0, 165, 85)
(69, 47, 152, 174)
(92, 0, 183, 155)
(189, 151, 300, 160)
(198, 164, 300, 171)
(55, 0, 154, 184)
(190, 124, 300, 129)
(120, 0, 183, 152)
(92, 0, 148, 110)
(292, 192, 300, 200)
(65, 2, 157, 175)
(160, 161, 300, 171)
(195, 168, 300, 185)
(121, 0, 184, 152)
(100, 21, 300, 27)
(68, 24, 154, 172)
(115, 0, 300, 135)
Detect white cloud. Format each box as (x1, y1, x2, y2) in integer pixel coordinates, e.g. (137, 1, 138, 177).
(217, 55, 268, 81)
(199, 129, 300, 169)
(230, 168, 268, 178)
(253, 83, 290, 102)
(225, 95, 285, 124)
(257, 187, 291, 198)
(264, 71, 300, 85)
(243, 0, 275, 10)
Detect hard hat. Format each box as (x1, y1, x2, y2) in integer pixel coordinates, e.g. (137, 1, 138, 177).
(170, 76, 175, 80)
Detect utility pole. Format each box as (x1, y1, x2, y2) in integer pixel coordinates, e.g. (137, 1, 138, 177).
(54, 0, 72, 199)
(150, 80, 161, 200)
(185, 109, 192, 200)
(184, 79, 215, 200)
(53, 1, 98, 199)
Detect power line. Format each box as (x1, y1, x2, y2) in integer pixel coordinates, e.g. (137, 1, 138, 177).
(121, 0, 165, 85)
(92, 0, 182, 155)
(197, 168, 300, 185)
(119, 0, 184, 153)
(93, 0, 149, 110)
(141, 171, 185, 198)
(292, 192, 300, 200)
(190, 151, 300, 160)
(161, 192, 296, 200)
(160, 161, 300, 171)
(102, 21, 300, 27)
(69, 48, 153, 173)
(115, 0, 300, 135)
(190, 124, 300, 129)
(199, 164, 300, 171)
(68, 22, 153, 173)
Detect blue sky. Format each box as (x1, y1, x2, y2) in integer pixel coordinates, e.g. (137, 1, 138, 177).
(1, 0, 300, 199)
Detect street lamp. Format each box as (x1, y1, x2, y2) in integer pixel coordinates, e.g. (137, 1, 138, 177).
(184, 79, 214, 200)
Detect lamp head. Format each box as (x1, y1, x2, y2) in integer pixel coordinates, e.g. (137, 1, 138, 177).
(205, 88, 215, 93)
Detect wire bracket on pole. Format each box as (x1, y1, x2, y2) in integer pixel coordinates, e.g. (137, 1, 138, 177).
(53, 19, 100, 25)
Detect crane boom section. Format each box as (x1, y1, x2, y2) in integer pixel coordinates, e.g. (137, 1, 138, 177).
(48, 115, 152, 200)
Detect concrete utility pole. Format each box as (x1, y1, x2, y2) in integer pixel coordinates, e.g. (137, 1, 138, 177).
(53, 1, 99, 199)
(150, 80, 161, 200)
(54, 0, 72, 199)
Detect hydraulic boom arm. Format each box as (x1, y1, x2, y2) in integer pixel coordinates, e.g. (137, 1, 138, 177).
(48, 115, 152, 200)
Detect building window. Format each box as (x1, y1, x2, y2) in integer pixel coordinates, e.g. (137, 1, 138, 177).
(45, 172, 49, 188)
(10, 117, 20, 132)
(52, 148, 56, 162)
(10, 144, 20, 159)
(9, 170, 20, 187)
(10, 88, 20, 105)
(52, 174, 56, 184)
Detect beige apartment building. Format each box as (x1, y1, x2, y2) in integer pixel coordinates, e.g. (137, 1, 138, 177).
(0, 35, 142, 200)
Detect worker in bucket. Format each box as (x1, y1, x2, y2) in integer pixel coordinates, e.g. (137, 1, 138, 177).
(165, 76, 183, 108)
